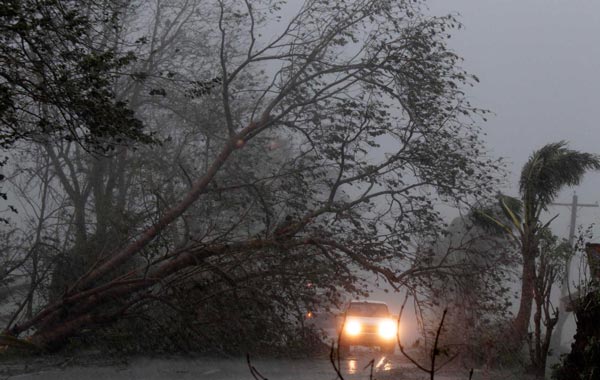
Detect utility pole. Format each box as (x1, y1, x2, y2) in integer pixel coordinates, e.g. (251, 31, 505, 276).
(550, 193, 598, 353)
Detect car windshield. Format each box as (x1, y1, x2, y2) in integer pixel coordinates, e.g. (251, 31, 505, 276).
(347, 303, 389, 317)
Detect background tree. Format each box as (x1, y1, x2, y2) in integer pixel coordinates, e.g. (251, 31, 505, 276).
(0, 0, 157, 228)
(527, 229, 571, 379)
(476, 142, 600, 344)
(0, 0, 152, 150)
(423, 212, 518, 367)
(553, 239, 600, 380)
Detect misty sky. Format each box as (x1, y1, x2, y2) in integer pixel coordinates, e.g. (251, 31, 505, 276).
(427, 0, 600, 238)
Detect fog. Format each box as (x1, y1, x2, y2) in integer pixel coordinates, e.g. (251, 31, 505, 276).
(2, 1, 600, 379)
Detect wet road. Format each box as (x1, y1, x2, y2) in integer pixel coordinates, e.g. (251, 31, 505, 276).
(4, 352, 414, 380)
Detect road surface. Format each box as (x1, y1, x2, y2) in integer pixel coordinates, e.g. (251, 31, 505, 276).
(2, 351, 418, 380)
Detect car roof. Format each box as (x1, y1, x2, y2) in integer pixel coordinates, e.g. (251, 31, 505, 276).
(349, 300, 388, 305)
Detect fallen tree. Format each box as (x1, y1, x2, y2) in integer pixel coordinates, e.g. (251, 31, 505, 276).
(2, 0, 502, 350)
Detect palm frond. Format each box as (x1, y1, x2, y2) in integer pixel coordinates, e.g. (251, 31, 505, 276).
(541, 213, 560, 230)
(520, 141, 600, 208)
(470, 194, 523, 240)
(476, 211, 520, 242)
(498, 194, 523, 227)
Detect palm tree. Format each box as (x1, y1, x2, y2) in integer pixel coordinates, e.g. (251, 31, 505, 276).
(477, 141, 600, 342)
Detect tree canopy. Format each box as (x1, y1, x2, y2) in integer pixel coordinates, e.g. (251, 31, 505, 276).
(0, 0, 152, 150)
(1, 0, 504, 351)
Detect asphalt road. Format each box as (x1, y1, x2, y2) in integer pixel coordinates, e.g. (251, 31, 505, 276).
(3, 351, 416, 380)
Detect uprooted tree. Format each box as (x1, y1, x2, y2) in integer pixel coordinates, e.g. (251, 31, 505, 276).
(1, 0, 503, 351)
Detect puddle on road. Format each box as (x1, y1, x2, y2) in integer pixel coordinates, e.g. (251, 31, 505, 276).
(375, 356, 393, 371)
(348, 359, 357, 374)
(346, 355, 393, 375)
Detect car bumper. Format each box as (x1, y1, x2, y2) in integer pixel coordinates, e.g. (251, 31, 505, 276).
(341, 333, 395, 347)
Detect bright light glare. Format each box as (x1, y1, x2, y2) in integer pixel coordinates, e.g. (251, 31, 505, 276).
(348, 359, 357, 374)
(378, 319, 397, 339)
(345, 320, 362, 336)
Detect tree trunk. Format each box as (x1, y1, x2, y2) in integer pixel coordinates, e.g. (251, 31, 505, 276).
(513, 244, 536, 342)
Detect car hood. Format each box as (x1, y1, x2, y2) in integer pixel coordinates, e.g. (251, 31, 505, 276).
(345, 316, 394, 325)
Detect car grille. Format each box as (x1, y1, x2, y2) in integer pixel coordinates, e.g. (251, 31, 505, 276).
(362, 324, 378, 333)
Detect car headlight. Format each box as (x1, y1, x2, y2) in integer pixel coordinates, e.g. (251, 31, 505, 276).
(378, 319, 397, 339)
(345, 320, 362, 336)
